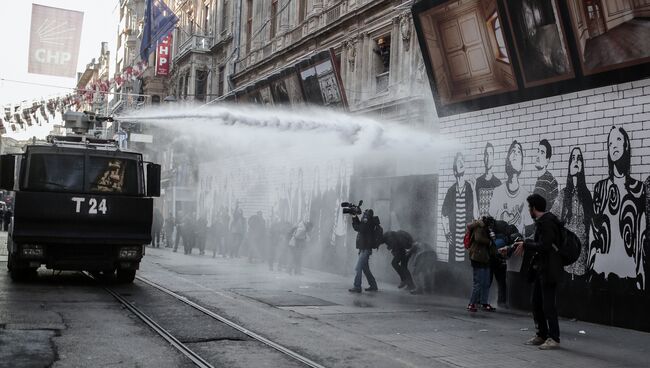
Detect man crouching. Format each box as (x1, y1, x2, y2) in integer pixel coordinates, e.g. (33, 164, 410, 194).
(382, 230, 416, 292)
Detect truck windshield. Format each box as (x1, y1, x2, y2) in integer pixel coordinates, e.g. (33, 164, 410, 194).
(87, 156, 139, 195)
(27, 153, 84, 192)
(26, 153, 141, 195)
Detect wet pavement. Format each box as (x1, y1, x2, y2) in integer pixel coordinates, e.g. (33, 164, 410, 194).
(1, 238, 649, 367)
(137, 246, 650, 368)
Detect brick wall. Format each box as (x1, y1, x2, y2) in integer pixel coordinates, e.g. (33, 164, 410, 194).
(434, 77, 650, 262)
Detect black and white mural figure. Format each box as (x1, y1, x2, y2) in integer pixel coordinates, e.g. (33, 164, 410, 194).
(490, 140, 534, 236)
(533, 139, 559, 210)
(646, 176, 650, 286)
(590, 126, 647, 290)
(442, 152, 474, 262)
(550, 147, 593, 277)
(475, 143, 502, 217)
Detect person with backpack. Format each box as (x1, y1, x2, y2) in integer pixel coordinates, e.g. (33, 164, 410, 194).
(511, 193, 564, 350)
(466, 216, 497, 312)
(349, 209, 381, 293)
(382, 230, 416, 292)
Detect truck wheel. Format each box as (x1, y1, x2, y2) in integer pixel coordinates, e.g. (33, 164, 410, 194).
(90, 269, 115, 282)
(116, 269, 136, 284)
(9, 263, 36, 282)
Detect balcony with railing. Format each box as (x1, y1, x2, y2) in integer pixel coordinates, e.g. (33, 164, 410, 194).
(237, 1, 352, 74)
(175, 34, 213, 62)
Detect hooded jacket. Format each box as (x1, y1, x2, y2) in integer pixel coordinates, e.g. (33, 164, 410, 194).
(525, 212, 564, 284)
(352, 213, 380, 250)
(383, 230, 414, 255)
(467, 219, 493, 265)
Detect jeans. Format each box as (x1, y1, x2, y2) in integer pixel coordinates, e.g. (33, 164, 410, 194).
(288, 242, 305, 274)
(354, 249, 377, 289)
(532, 277, 560, 342)
(490, 259, 507, 305)
(391, 250, 414, 289)
(470, 266, 491, 304)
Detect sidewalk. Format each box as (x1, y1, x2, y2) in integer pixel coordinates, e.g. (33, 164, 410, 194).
(0, 231, 7, 260)
(141, 246, 650, 368)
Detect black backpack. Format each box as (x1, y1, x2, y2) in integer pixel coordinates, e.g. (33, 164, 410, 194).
(554, 224, 581, 266)
(372, 221, 384, 249)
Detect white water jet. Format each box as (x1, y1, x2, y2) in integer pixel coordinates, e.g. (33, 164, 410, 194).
(120, 104, 458, 160)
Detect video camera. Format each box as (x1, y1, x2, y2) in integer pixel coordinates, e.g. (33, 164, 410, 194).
(341, 200, 363, 215)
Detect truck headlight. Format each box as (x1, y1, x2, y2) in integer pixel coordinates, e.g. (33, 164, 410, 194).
(118, 246, 142, 260)
(22, 244, 44, 258)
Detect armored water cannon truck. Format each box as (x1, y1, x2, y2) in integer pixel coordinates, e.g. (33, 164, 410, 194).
(2, 111, 161, 283)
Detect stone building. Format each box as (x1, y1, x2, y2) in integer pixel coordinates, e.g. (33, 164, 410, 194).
(168, 0, 236, 102)
(111, 0, 170, 111)
(110, 0, 146, 113)
(226, 0, 432, 122)
(75, 42, 111, 114)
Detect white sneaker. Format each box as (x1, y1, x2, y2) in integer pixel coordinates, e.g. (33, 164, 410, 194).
(524, 336, 545, 346)
(538, 338, 560, 350)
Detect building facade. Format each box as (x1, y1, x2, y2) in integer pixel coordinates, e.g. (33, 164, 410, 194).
(75, 42, 111, 114)
(229, 0, 431, 121)
(168, 0, 236, 103)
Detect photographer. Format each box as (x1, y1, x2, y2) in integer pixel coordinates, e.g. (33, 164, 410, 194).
(348, 209, 380, 293)
(382, 230, 416, 291)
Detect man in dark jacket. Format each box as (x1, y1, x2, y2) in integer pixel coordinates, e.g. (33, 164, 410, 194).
(382, 230, 416, 291)
(349, 209, 380, 293)
(512, 193, 563, 350)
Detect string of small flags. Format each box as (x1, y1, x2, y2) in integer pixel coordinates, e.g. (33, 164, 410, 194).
(1, 62, 148, 134)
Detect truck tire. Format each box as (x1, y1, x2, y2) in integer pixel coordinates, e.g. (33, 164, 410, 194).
(8, 255, 37, 282)
(90, 269, 115, 282)
(116, 269, 136, 284)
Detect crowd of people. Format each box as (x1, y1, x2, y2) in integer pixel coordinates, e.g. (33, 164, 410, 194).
(150, 207, 315, 275)
(465, 193, 565, 350)
(151, 196, 565, 350)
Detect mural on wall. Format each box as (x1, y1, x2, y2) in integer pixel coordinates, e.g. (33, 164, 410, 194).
(489, 140, 533, 236)
(414, 0, 518, 106)
(566, 0, 650, 75)
(441, 152, 474, 262)
(550, 147, 593, 277)
(590, 126, 647, 290)
(533, 139, 559, 211)
(412, 0, 650, 116)
(438, 127, 648, 290)
(475, 143, 502, 217)
(504, 0, 574, 87)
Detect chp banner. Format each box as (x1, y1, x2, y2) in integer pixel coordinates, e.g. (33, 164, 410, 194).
(28, 4, 84, 78)
(156, 33, 172, 76)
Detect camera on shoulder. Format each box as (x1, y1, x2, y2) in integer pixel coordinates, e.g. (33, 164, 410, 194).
(341, 200, 363, 215)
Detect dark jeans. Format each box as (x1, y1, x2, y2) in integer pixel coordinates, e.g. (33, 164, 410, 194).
(391, 250, 414, 289)
(490, 259, 507, 305)
(230, 233, 243, 257)
(152, 229, 161, 248)
(354, 249, 377, 289)
(174, 227, 182, 251)
(164, 225, 174, 247)
(470, 265, 491, 304)
(288, 244, 304, 274)
(532, 277, 560, 342)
